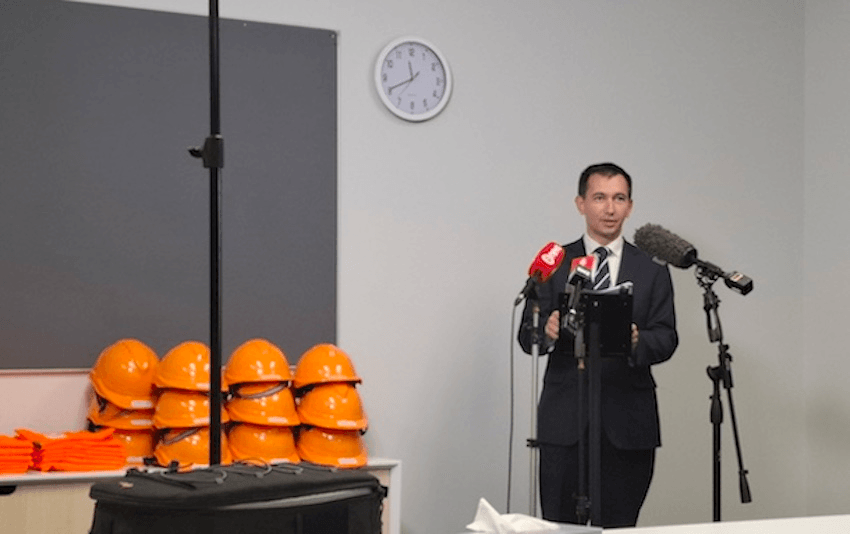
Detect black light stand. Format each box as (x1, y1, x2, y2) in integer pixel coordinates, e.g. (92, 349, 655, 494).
(698, 266, 752, 521)
(188, 0, 224, 466)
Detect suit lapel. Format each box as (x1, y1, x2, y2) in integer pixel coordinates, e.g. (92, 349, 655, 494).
(618, 241, 639, 284)
(564, 239, 585, 262)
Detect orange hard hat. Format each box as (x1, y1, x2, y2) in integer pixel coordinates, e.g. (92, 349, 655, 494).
(296, 383, 368, 431)
(292, 344, 361, 390)
(89, 339, 159, 410)
(153, 427, 232, 470)
(152, 389, 230, 429)
(226, 383, 299, 427)
(154, 341, 228, 392)
(225, 338, 292, 386)
(296, 426, 367, 469)
(228, 423, 299, 464)
(87, 393, 154, 430)
(111, 428, 155, 465)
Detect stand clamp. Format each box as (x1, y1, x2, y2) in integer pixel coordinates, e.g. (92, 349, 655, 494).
(189, 134, 225, 169)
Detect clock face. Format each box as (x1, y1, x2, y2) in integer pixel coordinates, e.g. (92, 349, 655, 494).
(375, 37, 452, 122)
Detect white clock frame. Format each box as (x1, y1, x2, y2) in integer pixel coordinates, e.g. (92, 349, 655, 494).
(374, 36, 452, 122)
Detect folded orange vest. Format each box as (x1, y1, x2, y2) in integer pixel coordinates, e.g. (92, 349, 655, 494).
(15, 428, 127, 472)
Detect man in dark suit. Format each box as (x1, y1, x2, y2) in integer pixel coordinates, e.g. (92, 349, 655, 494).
(518, 162, 678, 528)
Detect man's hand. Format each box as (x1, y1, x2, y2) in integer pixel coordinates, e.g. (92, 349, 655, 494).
(631, 323, 639, 350)
(545, 310, 561, 341)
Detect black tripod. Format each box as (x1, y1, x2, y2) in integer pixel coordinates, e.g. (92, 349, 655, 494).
(698, 265, 752, 521)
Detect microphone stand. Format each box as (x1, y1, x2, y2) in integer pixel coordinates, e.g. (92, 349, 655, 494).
(572, 306, 590, 525)
(563, 284, 591, 525)
(188, 0, 224, 466)
(525, 287, 542, 518)
(697, 267, 752, 521)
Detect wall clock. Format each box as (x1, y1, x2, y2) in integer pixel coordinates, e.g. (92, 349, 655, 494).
(374, 36, 452, 122)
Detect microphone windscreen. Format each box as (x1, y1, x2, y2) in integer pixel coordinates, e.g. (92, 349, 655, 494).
(528, 242, 566, 282)
(633, 223, 698, 268)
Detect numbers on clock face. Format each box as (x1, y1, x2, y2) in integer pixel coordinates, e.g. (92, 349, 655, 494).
(380, 42, 447, 116)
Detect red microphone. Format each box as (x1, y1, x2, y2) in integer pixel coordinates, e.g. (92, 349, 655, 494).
(567, 255, 596, 284)
(563, 255, 597, 330)
(515, 242, 566, 305)
(528, 242, 566, 281)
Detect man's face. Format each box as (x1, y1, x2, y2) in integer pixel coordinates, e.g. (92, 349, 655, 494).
(575, 173, 633, 245)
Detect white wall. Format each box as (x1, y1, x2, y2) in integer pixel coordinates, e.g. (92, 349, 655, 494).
(804, 0, 850, 517)
(3, 1, 847, 533)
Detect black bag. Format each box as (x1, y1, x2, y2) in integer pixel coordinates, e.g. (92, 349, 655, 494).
(89, 463, 386, 534)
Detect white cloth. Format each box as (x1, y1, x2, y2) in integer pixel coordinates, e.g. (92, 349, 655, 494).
(466, 498, 563, 534)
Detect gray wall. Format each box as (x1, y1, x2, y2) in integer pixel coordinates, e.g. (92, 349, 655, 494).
(2, 1, 846, 533)
(0, 1, 338, 368)
(804, 0, 850, 516)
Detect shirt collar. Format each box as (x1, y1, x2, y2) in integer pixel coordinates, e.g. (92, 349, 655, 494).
(582, 234, 624, 258)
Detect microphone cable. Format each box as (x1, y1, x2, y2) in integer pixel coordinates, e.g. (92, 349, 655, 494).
(506, 299, 519, 513)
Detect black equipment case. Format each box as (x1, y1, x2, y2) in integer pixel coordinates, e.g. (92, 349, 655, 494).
(88, 463, 386, 534)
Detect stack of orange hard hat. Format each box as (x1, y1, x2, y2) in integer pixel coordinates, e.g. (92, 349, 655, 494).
(152, 341, 231, 469)
(88, 339, 159, 465)
(293, 343, 368, 469)
(87, 394, 156, 466)
(224, 339, 300, 464)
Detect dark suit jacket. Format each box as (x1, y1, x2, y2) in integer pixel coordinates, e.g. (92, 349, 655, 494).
(519, 238, 678, 450)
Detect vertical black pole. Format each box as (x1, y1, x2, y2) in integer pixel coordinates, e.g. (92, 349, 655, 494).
(574, 326, 589, 525)
(208, 0, 223, 467)
(189, 0, 223, 466)
(710, 373, 722, 521)
(588, 317, 602, 526)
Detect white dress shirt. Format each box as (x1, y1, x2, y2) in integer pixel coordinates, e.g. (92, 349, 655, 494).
(582, 234, 625, 286)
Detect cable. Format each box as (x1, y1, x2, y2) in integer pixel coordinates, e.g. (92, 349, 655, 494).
(507, 300, 519, 513)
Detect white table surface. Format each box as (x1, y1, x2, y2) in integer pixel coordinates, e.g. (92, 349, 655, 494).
(459, 514, 850, 534)
(617, 514, 850, 533)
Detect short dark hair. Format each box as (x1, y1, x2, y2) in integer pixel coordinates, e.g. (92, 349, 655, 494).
(578, 162, 632, 198)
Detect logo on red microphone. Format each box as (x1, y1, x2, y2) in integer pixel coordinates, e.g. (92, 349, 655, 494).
(541, 244, 562, 265)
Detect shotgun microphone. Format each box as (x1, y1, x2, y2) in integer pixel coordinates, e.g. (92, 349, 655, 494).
(634, 224, 753, 295)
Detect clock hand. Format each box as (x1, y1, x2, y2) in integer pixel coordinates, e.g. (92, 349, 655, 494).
(387, 71, 420, 95)
(408, 61, 414, 79)
(388, 77, 413, 94)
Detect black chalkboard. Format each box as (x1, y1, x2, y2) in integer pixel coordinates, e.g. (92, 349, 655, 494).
(0, 1, 337, 369)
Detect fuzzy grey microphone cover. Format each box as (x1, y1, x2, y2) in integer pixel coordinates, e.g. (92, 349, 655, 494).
(633, 224, 697, 268)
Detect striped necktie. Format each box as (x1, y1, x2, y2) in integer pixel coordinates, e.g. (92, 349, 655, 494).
(593, 247, 610, 290)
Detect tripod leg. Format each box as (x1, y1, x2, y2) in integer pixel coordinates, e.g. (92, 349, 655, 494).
(708, 365, 723, 522)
